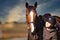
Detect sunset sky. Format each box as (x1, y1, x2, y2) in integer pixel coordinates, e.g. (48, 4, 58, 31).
(0, 0, 60, 23)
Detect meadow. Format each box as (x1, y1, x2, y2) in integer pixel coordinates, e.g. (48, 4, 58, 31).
(0, 22, 28, 40)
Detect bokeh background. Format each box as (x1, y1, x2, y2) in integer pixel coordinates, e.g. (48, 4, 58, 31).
(0, 0, 60, 40)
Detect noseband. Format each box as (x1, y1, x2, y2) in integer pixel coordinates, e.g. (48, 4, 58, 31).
(27, 22, 34, 24)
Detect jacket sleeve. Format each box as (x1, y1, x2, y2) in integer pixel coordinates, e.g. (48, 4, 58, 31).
(52, 33, 57, 40)
(55, 22, 60, 31)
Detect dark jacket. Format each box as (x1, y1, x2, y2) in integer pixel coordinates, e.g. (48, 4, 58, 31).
(43, 27, 57, 40)
(55, 22, 60, 40)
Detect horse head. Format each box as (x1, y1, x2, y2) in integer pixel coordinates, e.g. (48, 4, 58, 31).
(25, 2, 38, 33)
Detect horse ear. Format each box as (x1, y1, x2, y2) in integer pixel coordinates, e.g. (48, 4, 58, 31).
(25, 2, 29, 8)
(34, 2, 37, 8)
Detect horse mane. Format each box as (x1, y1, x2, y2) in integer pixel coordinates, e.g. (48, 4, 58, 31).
(53, 16, 60, 23)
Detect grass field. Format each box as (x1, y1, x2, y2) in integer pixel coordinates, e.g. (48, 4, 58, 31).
(0, 22, 28, 40)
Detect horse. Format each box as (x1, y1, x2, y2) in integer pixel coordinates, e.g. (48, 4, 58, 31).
(25, 2, 38, 40)
(25, 2, 45, 40)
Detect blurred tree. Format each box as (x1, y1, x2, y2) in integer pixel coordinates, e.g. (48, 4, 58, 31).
(13, 21, 18, 24)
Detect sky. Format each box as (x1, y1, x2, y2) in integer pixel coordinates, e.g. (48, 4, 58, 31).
(0, 0, 60, 23)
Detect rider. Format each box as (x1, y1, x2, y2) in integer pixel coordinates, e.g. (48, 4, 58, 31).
(43, 16, 57, 40)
